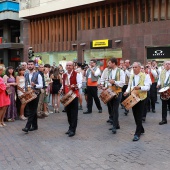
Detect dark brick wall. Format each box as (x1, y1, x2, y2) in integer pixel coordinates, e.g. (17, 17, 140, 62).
(77, 20, 170, 64)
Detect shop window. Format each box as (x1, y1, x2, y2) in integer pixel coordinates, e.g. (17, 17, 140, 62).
(78, 12, 81, 30)
(168, 0, 170, 19)
(11, 25, 20, 43)
(118, 3, 121, 26)
(113, 6, 116, 26)
(154, 0, 159, 21)
(161, 0, 165, 20)
(102, 7, 105, 28)
(123, 2, 127, 25)
(141, 0, 145, 22)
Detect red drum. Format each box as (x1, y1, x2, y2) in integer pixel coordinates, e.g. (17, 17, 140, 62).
(159, 87, 170, 100)
(122, 93, 140, 110)
(99, 88, 117, 104)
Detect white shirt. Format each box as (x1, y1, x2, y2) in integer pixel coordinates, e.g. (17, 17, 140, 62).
(109, 67, 125, 87)
(87, 67, 101, 78)
(65, 71, 82, 89)
(100, 68, 111, 85)
(29, 72, 43, 89)
(149, 69, 158, 79)
(157, 69, 170, 86)
(126, 73, 151, 93)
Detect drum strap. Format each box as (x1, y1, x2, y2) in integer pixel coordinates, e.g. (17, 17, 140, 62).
(164, 76, 170, 86)
(17, 85, 25, 93)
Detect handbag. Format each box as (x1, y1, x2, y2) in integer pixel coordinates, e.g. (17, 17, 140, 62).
(50, 82, 53, 94)
(6, 86, 12, 95)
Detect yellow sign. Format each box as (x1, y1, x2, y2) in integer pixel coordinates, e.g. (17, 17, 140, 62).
(92, 39, 109, 48)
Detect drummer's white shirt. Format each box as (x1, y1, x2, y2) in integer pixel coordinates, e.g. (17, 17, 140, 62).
(109, 67, 125, 87)
(157, 70, 170, 86)
(126, 73, 150, 93)
(65, 71, 82, 89)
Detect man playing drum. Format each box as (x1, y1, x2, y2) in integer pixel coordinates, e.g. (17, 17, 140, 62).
(60, 61, 82, 137)
(124, 62, 150, 141)
(157, 61, 170, 125)
(104, 58, 125, 134)
(22, 60, 43, 133)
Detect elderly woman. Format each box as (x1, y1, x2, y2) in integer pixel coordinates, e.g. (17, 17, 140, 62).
(0, 66, 10, 127)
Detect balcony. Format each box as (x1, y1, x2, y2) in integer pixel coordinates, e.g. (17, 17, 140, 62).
(0, 1, 19, 13)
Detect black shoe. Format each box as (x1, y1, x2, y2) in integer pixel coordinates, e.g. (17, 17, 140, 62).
(109, 125, 120, 130)
(98, 110, 102, 113)
(152, 110, 156, 113)
(22, 128, 29, 133)
(107, 119, 111, 123)
(133, 135, 140, 141)
(29, 127, 38, 131)
(159, 120, 167, 125)
(142, 117, 146, 122)
(116, 124, 120, 129)
(124, 109, 129, 116)
(62, 110, 66, 112)
(83, 111, 92, 114)
(112, 128, 117, 134)
(147, 109, 150, 112)
(65, 130, 70, 134)
(68, 131, 75, 137)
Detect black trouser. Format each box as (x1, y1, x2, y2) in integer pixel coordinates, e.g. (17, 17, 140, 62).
(107, 101, 113, 120)
(109, 93, 121, 128)
(142, 92, 149, 118)
(148, 82, 157, 110)
(66, 97, 78, 133)
(132, 100, 145, 137)
(121, 85, 128, 103)
(162, 98, 170, 121)
(87, 86, 102, 112)
(25, 94, 40, 129)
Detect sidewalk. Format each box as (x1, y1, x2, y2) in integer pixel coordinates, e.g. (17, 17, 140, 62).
(0, 97, 170, 170)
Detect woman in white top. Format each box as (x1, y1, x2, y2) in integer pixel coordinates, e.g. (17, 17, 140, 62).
(16, 67, 27, 120)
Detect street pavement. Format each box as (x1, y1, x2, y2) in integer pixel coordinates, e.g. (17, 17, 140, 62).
(0, 96, 170, 170)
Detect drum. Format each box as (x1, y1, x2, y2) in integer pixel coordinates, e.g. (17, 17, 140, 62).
(159, 86, 170, 100)
(121, 93, 140, 110)
(19, 89, 37, 104)
(60, 90, 77, 107)
(99, 88, 117, 104)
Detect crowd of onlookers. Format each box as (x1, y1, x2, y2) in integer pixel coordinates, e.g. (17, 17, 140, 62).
(0, 58, 168, 127)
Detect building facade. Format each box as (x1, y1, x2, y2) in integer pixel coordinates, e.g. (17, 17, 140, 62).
(19, 0, 170, 66)
(0, 0, 24, 67)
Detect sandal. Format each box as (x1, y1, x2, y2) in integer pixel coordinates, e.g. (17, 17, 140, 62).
(20, 116, 27, 121)
(1, 123, 6, 127)
(7, 118, 15, 122)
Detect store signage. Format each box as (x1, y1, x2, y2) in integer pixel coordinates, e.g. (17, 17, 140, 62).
(90, 39, 112, 49)
(147, 47, 170, 59)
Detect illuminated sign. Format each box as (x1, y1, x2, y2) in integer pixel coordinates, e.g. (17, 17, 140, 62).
(90, 40, 112, 49)
(147, 47, 170, 59)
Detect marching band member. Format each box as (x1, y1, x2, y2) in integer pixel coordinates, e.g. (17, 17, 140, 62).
(157, 61, 170, 125)
(61, 61, 82, 137)
(121, 60, 131, 115)
(22, 60, 43, 133)
(124, 62, 150, 141)
(147, 60, 158, 113)
(106, 58, 125, 134)
(83, 59, 102, 114)
(100, 64, 113, 124)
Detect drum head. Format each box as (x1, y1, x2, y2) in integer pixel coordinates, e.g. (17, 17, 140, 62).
(159, 87, 169, 93)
